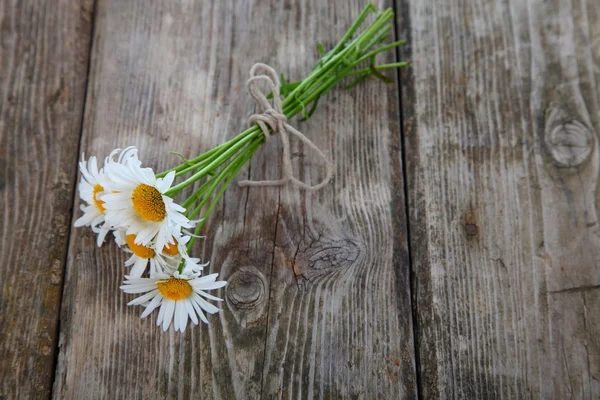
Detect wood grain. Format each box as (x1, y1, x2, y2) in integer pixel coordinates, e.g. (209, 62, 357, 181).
(256, 1, 416, 397)
(53, 0, 415, 398)
(399, 0, 600, 397)
(0, 0, 93, 397)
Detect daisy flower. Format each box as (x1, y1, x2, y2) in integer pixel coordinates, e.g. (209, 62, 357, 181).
(101, 151, 191, 253)
(115, 229, 207, 277)
(121, 233, 180, 278)
(74, 155, 111, 247)
(121, 272, 227, 332)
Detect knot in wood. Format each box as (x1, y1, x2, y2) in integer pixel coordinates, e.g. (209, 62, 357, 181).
(546, 120, 593, 167)
(463, 209, 479, 240)
(226, 269, 266, 309)
(309, 240, 360, 270)
(465, 223, 478, 236)
(298, 239, 361, 281)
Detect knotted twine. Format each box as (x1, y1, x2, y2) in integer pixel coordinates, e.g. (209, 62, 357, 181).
(237, 63, 334, 191)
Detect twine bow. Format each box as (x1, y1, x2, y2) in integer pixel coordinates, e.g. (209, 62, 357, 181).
(238, 63, 333, 191)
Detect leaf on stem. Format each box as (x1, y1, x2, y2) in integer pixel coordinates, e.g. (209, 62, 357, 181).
(317, 42, 326, 58)
(170, 151, 192, 164)
(294, 93, 309, 119)
(300, 93, 321, 121)
(368, 56, 393, 83)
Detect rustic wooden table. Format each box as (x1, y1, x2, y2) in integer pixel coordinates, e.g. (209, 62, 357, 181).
(1, 0, 599, 399)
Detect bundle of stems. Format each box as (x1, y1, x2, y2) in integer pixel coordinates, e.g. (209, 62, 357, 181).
(155, 3, 407, 272)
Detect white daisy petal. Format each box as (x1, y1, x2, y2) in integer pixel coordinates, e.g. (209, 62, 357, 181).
(120, 285, 157, 294)
(89, 156, 99, 178)
(124, 254, 137, 267)
(74, 211, 96, 227)
(190, 297, 209, 324)
(95, 227, 110, 247)
(156, 171, 175, 192)
(184, 300, 198, 325)
(179, 300, 189, 332)
(190, 273, 228, 290)
(141, 293, 164, 318)
(173, 301, 181, 332)
(128, 290, 159, 306)
(197, 290, 224, 302)
(156, 298, 166, 326)
(191, 292, 220, 314)
(130, 257, 149, 278)
(162, 300, 175, 331)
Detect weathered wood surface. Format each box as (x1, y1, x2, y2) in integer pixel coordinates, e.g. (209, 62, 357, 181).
(1, 0, 596, 397)
(53, 0, 416, 399)
(0, 0, 93, 398)
(399, 0, 600, 398)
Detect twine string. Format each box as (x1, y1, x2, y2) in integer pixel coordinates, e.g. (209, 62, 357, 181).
(238, 63, 333, 192)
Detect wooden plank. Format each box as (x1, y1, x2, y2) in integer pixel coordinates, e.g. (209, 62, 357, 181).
(53, 0, 416, 398)
(398, 0, 600, 397)
(257, 1, 416, 398)
(0, 0, 93, 398)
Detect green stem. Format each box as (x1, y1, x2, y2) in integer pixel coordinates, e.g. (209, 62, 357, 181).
(164, 128, 261, 196)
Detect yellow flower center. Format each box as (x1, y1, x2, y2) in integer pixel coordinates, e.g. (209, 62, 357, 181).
(162, 238, 180, 256)
(157, 277, 192, 301)
(131, 184, 166, 222)
(126, 234, 156, 259)
(93, 184, 106, 214)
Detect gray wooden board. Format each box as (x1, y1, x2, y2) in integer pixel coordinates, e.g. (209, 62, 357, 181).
(398, 0, 600, 398)
(0, 0, 93, 397)
(53, 0, 416, 398)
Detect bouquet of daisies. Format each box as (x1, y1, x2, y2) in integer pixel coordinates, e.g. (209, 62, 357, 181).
(74, 3, 406, 332)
